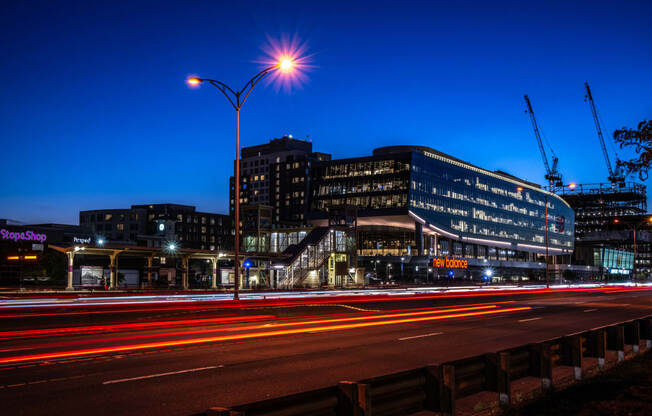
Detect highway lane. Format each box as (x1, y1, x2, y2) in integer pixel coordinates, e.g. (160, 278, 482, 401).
(0, 289, 650, 416)
(0, 285, 646, 330)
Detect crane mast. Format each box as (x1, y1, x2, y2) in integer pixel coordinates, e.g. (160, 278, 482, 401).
(524, 94, 562, 187)
(584, 82, 625, 186)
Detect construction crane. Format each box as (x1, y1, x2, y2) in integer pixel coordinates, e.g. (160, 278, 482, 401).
(524, 94, 563, 187)
(584, 82, 626, 186)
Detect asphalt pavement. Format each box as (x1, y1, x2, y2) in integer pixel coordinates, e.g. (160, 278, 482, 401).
(0, 287, 650, 416)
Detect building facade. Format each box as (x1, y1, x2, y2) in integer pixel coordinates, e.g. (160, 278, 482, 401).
(80, 203, 232, 251)
(0, 220, 92, 285)
(230, 135, 330, 227)
(309, 145, 577, 282)
(560, 183, 649, 279)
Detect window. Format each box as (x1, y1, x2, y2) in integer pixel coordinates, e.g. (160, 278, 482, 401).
(105, 214, 113, 221)
(116, 223, 124, 231)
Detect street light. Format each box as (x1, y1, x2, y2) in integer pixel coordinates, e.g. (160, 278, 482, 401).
(279, 58, 294, 72)
(612, 216, 652, 282)
(188, 59, 297, 301)
(531, 182, 575, 288)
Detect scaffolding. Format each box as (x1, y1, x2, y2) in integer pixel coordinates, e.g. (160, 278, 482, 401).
(559, 182, 647, 239)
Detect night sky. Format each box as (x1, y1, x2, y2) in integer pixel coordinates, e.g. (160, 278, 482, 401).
(2, 0, 651, 224)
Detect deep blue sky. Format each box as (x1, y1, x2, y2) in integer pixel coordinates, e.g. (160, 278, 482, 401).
(2, 0, 651, 224)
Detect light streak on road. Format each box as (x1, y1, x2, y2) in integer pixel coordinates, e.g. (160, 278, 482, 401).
(0, 304, 515, 354)
(0, 304, 498, 343)
(0, 314, 277, 340)
(0, 285, 649, 319)
(0, 305, 531, 365)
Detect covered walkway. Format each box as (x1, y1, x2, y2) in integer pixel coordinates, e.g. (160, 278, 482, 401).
(48, 244, 288, 290)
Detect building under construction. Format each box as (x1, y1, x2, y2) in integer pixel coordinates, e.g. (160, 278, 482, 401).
(559, 182, 647, 239)
(558, 182, 650, 279)
(522, 83, 651, 281)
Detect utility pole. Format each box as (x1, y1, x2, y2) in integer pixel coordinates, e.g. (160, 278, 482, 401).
(545, 194, 550, 288)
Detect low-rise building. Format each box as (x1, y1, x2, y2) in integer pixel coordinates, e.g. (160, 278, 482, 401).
(79, 203, 232, 251)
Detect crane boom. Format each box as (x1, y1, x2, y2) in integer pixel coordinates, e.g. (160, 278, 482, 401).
(584, 82, 624, 185)
(524, 94, 562, 187)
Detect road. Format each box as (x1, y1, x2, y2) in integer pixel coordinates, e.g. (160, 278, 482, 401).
(0, 286, 650, 416)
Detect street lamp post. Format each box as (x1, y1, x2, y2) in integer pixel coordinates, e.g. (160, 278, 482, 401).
(518, 185, 550, 288)
(518, 183, 575, 288)
(188, 59, 294, 300)
(544, 193, 550, 288)
(613, 216, 652, 283)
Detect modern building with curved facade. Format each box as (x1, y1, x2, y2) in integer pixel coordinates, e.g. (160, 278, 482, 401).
(309, 145, 575, 281)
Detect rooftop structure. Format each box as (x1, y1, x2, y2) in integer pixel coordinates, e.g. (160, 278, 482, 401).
(558, 182, 646, 240)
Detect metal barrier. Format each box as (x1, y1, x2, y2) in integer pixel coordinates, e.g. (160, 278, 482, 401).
(206, 316, 652, 416)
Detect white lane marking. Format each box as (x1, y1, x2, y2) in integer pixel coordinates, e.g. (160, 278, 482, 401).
(518, 317, 542, 323)
(399, 332, 443, 341)
(103, 365, 219, 385)
(583, 308, 598, 313)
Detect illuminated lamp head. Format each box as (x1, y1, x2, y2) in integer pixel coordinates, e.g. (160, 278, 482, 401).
(279, 57, 294, 72)
(186, 77, 202, 87)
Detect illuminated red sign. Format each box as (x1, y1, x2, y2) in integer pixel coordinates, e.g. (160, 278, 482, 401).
(432, 257, 468, 269)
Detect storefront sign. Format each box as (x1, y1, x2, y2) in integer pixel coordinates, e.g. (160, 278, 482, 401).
(432, 257, 468, 269)
(73, 236, 91, 244)
(1, 229, 47, 243)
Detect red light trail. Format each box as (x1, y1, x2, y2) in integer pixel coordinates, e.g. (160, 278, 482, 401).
(0, 314, 276, 340)
(0, 285, 645, 318)
(0, 305, 530, 365)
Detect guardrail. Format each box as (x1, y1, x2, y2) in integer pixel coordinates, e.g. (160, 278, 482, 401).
(205, 316, 652, 416)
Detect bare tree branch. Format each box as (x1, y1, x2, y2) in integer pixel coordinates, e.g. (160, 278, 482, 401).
(614, 120, 652, 181)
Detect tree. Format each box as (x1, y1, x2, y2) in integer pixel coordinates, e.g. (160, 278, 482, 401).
(40, 250, 67, 284)
(614, 120, 652, 180)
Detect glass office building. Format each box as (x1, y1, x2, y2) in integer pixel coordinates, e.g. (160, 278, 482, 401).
(310, 146, 575, 279)
(409, 148, 574, 253)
